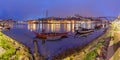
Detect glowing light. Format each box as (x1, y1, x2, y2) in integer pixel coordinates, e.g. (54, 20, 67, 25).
(28, 24, 37, 31)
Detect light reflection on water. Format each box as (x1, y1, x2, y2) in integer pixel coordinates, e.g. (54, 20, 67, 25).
(14, 22, 96, 33)
(4, 22, 108, 59)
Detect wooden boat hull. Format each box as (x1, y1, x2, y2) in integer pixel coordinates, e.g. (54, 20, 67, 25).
(47, 36, 61, 40)
(36, 34, 47, 39)
(33, 31, 68, 40)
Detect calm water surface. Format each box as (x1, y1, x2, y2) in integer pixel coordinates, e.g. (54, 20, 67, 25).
(2, 23, 107, 59)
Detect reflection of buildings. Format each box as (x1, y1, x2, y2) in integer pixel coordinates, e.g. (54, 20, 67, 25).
(16, 21, 27, 24)
(27, 17, 109, 32)
(27, 20, 39, 24)
(27, 23, 82, 32)
(28, 24, 37, 31)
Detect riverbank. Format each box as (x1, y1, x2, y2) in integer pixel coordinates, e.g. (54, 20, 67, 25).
(51, 28, 108, 60)
(60, 29, 109, 60)
(106, 20, 120, 60)
(61, 19, 120, 60)
(0, 32, 33, 60)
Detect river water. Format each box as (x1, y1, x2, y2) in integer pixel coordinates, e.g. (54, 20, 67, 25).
(2, 23, 108, 59)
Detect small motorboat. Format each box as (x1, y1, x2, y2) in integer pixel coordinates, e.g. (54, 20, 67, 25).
(75, 27, 94, 35)
(77, 29, 94, 34)
(33, 32, 68, 40)
(74, 28, 94, 38)
(74, 27, 94, 37)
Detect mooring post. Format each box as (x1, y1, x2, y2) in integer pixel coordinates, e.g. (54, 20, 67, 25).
(33, 40, 40, 60)
(33, 39, 45, 60)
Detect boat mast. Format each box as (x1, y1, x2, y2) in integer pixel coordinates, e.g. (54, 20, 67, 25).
(46, 10, 49, 36)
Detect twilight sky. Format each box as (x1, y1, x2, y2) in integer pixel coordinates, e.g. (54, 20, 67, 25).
(0, 0, 120, 20)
